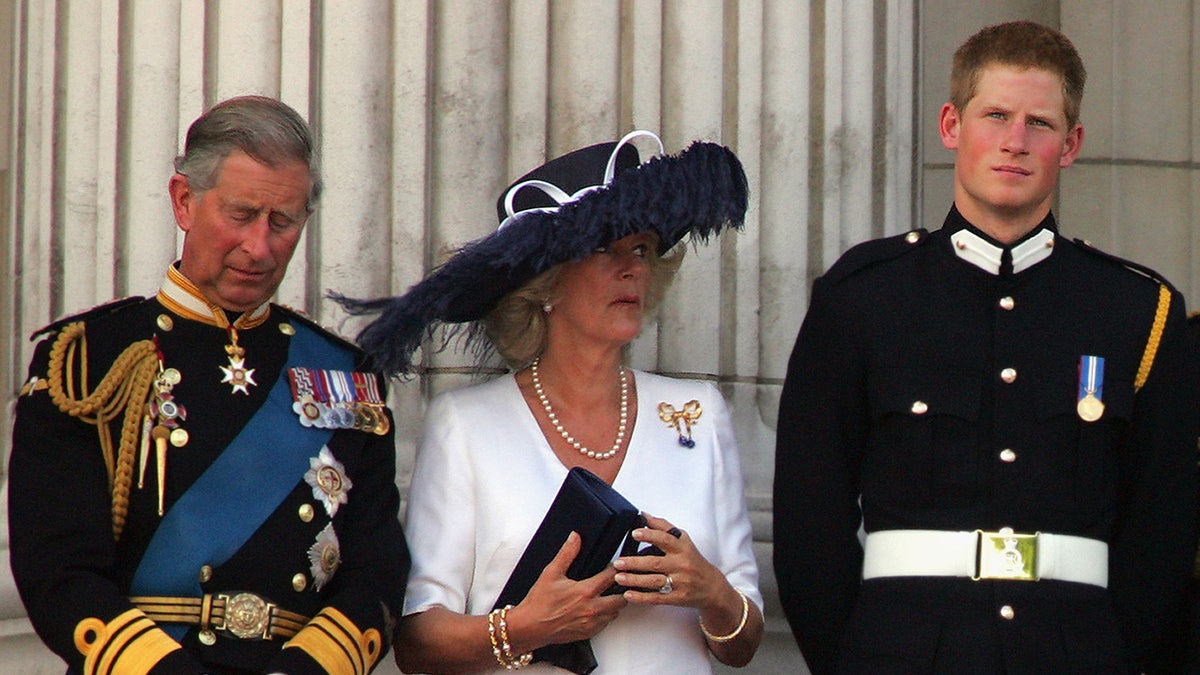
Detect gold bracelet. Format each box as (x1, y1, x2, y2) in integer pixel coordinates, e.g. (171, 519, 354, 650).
(486, 608, 507, 668)
(496, 605, 533, 670)
(699, 589, 749, 643)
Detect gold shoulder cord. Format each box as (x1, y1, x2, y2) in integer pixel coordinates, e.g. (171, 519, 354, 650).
(46, 322, 159, 539)
(1133, 284, 1170, 393)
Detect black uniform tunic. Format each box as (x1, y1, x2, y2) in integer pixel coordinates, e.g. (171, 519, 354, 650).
(773, 207, 1198, 674)
(9, 292, 410, 674)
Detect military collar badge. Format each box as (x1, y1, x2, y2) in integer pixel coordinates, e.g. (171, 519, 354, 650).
(950, 227, 1055, 275)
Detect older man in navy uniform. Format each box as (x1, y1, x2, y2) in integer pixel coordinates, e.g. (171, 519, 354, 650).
(9, 96, 409, 674)
(773, 22, 1198, 674)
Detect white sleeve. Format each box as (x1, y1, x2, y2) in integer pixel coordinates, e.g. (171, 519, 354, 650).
(707, 384, 763, 610)
(401, 392, 478, 615)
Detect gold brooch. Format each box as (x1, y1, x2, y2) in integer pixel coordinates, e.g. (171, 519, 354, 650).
(658, 400, 702, 447)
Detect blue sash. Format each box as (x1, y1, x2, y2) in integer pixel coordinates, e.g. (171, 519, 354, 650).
(130, 322, 353, 640)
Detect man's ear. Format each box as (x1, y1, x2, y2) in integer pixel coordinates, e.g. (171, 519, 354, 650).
(938, 102, 961, 151)
(1059, 123, 1084, 168)
(168, 173, 195, 233)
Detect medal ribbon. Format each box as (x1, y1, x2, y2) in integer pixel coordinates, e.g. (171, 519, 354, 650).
(1078, 355, 1105, 402)
(130, 322, 353, 639)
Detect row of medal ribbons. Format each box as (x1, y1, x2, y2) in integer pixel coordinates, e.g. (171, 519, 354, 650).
(287, 367, 389, 436)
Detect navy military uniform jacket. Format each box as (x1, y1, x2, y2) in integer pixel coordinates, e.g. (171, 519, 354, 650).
(9, 276, 410, 674)
(1189, 313, 1200, 671)
(773, 207, 1198, 674)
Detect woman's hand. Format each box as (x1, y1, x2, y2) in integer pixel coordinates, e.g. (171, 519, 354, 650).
(395, 531, 626, 674)
(611, 513, 727, 609)
(505, 531, 628, 654)
(611, 513, 763, 667)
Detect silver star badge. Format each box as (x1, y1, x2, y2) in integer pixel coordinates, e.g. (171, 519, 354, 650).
(307, 523, 341, 592)
(304, 446, 352, 517)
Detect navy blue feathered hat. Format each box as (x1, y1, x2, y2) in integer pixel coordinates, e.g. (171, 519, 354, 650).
(333, 131, 748, 377)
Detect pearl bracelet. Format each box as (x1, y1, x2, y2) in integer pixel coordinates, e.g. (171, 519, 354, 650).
(699, 588, 749, 643)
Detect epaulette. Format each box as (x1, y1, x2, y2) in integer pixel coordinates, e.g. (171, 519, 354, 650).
(821, 229, 929, 285)
(30, 296, 145, 341)
(1070, 238, 1179, 294)
(274, 303, 365, 355)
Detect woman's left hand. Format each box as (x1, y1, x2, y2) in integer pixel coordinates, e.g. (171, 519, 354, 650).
(613, 512, 763, 667)
(611, 513, 724, 610)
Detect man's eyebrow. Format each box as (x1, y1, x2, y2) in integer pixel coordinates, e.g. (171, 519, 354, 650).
(272, 207, 307, 223)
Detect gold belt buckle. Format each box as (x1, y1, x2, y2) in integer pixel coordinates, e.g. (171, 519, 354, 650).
(974, 528, 1039, 581)
(213, 592, 275, 640)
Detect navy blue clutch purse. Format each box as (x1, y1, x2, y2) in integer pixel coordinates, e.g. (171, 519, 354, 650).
(492, 466, 642, 674)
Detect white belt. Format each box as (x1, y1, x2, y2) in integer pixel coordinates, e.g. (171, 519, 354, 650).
(862, 529, 1108, 588)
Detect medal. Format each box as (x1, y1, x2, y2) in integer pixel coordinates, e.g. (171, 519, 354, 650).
(307, 523, 341, 592)
(289, 367, 388, 433)
(219, 327, 257, 395)
(372, 408, 391, 435)
(305, 446, 353, 517)
(1077, 394, 1104, 422)
(157, 266, 268, 395)
(141, 355, 188, 517)
(1076, 355, 1106, 422)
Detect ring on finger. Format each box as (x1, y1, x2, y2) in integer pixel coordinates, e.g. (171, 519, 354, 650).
(659, 573, 673, 594)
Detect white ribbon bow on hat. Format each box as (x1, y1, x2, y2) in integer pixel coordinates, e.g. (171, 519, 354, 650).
(497, 130, 665, 231)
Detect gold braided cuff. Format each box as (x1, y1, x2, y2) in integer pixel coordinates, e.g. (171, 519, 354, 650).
(282, 607, 381, 675)
(74, 609, 183, 675)
(699, 589, 749, 643)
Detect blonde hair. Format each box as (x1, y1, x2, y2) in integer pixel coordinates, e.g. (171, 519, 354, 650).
(950, 21, 1086, 128)
(484, 243, 685, 367)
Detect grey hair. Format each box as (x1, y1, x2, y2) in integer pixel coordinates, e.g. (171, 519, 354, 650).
(173, 95, 322, 212)
(483, 243, 685, 368)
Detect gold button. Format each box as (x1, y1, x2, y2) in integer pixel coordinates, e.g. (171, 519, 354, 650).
(1000, 368, 1017, 383)
(170, 428, 189, 447)
(998, 296, 1014, 311)
(156, 314, 174, 331)
(293, 573, 308, 592)
(999, 605, 1015, 620)
(199, 629, 216, 645)
(910, 401, 929, 415)
(279, 322, 295, 335)
(1045, 237, 1054, 248)
(199, 565, 213, 583)
(298, 503, 315, 522)
(905, 231, 920, 244)
(955, 240, 967, 250)
(999, 449, 1017, 463)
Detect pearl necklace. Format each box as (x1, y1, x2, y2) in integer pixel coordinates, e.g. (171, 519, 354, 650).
(530, 357, 628, 460)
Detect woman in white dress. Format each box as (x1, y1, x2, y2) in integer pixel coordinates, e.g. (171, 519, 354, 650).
(337, 132, 762, 674)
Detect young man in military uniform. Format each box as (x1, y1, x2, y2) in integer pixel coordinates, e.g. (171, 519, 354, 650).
(1165, 310, 1200, 673)
(773, 21, 1198, 674)
(8, 96, 410, 675)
